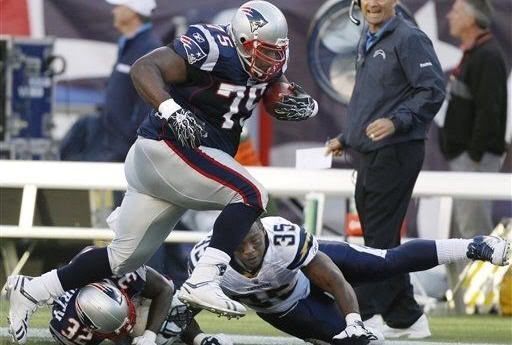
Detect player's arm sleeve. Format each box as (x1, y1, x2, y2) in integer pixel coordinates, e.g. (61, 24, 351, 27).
(389, 31, 445, 133)
(286, 227, 319, 270)
(173, 25, 220, 72)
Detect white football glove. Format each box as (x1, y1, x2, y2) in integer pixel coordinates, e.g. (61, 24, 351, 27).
(193, 333, 233, 345)
(332, 321, 380, 345)
(132, 330, 157, 345)
(157, 98, 207, 149)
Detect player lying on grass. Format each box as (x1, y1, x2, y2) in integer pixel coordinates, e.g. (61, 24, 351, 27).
(184, 216, 511, 345)
(22, 247, 228, 345)
(39, 217, 510, 345)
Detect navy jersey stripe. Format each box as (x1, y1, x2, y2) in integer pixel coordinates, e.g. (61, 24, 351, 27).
(164, 140, 263, 209)
(287, 228, 314, 270)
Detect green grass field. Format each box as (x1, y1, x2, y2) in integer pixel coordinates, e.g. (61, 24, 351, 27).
(1, 300, 511, 344)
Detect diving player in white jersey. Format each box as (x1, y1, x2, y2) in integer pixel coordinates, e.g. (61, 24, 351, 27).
(187, 217, 511, 345)
(6, 2, 319, 343)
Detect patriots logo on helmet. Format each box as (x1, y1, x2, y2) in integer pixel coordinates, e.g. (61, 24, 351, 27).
(180, 35, 207, 65)
(91, 282, 124, 305)
(241, 6, 268, 33)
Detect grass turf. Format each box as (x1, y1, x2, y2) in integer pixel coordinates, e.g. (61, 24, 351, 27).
(0, 300, 511, 344)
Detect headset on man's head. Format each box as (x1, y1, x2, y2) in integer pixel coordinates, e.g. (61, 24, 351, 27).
(349, 0, 361, 25)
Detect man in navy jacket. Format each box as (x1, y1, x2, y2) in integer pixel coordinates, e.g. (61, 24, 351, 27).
(102, 0, 162, 161)
(60, 0, 162, 163)
(326, 0, 445, 339)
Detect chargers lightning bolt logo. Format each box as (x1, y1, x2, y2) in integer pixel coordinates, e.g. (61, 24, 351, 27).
(241, 6, 268, 33)
(180, 34, 207, 65)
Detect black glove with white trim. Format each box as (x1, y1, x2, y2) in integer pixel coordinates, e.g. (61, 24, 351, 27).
(157, 99, 207, 149)
(273, 82, 318, 121)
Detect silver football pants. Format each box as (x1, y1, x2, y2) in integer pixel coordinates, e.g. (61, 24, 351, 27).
(107, 137, 268, 274)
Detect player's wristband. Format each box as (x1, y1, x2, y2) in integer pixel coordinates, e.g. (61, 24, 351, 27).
(158, 98, 182, 121)
(193, 333, 207, 345)
(345, 312, 362, 325)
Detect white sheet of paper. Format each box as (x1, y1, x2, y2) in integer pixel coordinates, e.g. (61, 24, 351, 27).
(295, 147, 332, 170)
(433, 99, 448, 127)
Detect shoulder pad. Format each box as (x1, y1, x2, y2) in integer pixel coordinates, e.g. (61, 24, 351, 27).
(261, 217, 318, 270)
(173, 24, 223, 71)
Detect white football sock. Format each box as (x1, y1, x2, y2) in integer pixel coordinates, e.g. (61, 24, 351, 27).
(435, 239, 472, 265)
(188, 247, 230, 283)
(25, 269, 65, 302)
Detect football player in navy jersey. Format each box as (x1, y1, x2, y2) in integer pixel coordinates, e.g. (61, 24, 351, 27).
(5, 1, 318, 343)
(42, 246, 172, 345)
(47, 248, 231, 345)
(129, 0, 317, 318)
(185, 217, 510, 345)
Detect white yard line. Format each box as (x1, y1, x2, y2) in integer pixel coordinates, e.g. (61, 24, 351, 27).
(0, 328, 504, 345)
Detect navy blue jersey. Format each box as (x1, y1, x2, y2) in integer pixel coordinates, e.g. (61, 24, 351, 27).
(49, 267, 146, 345)
(138, 24, 274, 156)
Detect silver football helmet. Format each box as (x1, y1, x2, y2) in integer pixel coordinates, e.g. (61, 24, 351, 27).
(230, 0, 289, 81)
(75, 281, 136, 336)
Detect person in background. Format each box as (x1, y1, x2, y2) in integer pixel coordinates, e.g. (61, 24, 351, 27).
(439, 0, 508, 315)
(59, 0, 169, 284)
(325, 0, 445, 339)
(60, 0, 162, 166)
(440, 0, 507, 239)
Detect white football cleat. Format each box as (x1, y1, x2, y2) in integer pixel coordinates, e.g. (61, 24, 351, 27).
(466, 236, 511, 266)
(178, 264, 246, 319)
(381, 314, 431, 339)
(5, 276, 40, 344)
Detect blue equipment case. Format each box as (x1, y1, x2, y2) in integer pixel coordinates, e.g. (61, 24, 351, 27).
(0, 36, 57, 160)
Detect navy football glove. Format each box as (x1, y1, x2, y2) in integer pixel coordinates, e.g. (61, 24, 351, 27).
(273, 82, 318, 121)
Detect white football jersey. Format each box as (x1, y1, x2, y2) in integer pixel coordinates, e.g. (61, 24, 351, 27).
(188, 217, 319, 313)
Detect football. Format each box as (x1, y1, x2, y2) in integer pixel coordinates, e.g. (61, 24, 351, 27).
(262, 81, 294, 114)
